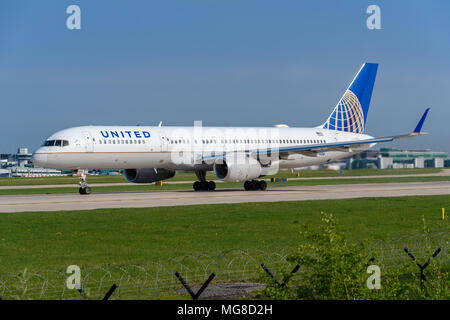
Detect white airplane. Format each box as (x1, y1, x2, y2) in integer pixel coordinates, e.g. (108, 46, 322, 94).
(32, 63, 430, 194)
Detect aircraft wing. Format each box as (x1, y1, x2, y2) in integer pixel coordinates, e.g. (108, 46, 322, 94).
(202, 108, 430, 161)
(254, 108, 430, 157)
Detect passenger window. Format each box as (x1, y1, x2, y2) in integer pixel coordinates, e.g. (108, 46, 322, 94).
(55, 140, 62, 147)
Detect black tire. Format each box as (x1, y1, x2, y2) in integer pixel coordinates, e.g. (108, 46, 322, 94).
(200, 181, 209, 191)
(84, 187, 91, 194)
(244, 181, 251, 190)
(208, 181, 216, 191)
(251, 180, 259, 190)
(79, 187, 85, 195)
(193, 181, 201, 191)
(259, 180, 267, 191)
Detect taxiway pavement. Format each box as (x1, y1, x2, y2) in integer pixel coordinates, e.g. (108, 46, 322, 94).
(1, 181, 449, 213)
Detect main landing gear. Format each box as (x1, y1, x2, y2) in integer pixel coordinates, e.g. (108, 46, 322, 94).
(77, 170, 91, 195)
(193, 180, 216, 191)
(193, 170, 216, 191)
(244, 180, 267, 191)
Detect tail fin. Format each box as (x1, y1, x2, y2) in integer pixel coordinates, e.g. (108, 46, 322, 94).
(321, 62, 378, 133)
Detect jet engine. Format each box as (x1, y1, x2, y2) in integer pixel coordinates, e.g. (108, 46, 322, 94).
(124, 168, 175, 183)
(213, 156, 262, 182)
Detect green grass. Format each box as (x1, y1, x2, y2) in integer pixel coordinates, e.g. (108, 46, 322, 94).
(0, 195, 448, 274)
(1, 175, 450, 195)
(0, 168, 442, 186)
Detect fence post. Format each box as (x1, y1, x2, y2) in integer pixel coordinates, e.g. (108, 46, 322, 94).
(404, 247, 442, 289)
(260, 263, 300, 287)
(102, 284, 118, 300)
(175, 272, 215, 300)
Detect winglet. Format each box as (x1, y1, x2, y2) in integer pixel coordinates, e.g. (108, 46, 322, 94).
(412, 108, 430, 134)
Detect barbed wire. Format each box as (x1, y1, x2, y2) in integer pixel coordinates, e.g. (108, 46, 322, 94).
(369, 231, 448, 267)
(0, 232, 447, 300)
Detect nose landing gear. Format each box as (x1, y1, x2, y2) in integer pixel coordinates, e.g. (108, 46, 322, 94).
(76, 170, 91, 195)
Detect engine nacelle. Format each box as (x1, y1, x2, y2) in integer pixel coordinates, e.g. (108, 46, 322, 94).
(213, 156, 262, 182)
(124, 168, 175, 183)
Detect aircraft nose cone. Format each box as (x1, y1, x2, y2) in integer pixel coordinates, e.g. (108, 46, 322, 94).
(32, 150, 48, 167)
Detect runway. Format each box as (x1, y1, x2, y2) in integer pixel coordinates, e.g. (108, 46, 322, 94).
(1, 181, 450, 213)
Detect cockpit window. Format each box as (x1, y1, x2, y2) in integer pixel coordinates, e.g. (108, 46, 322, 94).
(42, 140, 69, 147)
(43, 140, 55, 146)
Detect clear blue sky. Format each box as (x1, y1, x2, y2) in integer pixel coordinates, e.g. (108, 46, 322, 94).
(1, 0, 449, 154)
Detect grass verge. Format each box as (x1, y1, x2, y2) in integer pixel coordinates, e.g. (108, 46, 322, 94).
(0, 195, 448, 273)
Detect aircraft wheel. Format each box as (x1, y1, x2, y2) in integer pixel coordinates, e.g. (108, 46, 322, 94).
(193, 181, 201, 191)
(208, 181, 216, 191)
(251, 180, 260, 190)
(79, 187, 91, 195)
(244, 181, 251, 190)
(259, 180, 267, 191)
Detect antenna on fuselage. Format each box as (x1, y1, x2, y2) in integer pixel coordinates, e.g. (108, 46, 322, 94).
(158, 121, 163, 127)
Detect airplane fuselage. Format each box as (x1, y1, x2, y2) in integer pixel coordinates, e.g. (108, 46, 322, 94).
(32, 125, 374, 171)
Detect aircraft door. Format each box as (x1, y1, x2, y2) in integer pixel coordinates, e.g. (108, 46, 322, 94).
(82, 131, 94, 152)
(159, 132, 168, 152)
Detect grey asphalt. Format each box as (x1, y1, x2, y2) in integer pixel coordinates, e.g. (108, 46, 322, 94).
(1, 181, 449, 213)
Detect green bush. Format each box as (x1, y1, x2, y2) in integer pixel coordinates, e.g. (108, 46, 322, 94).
(255, 213, 449, 300)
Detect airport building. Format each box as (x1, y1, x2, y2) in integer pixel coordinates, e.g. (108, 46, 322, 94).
(1, 147, 62, 177)
(348, 148, 448, 169)
(298, 148, 449, 171)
